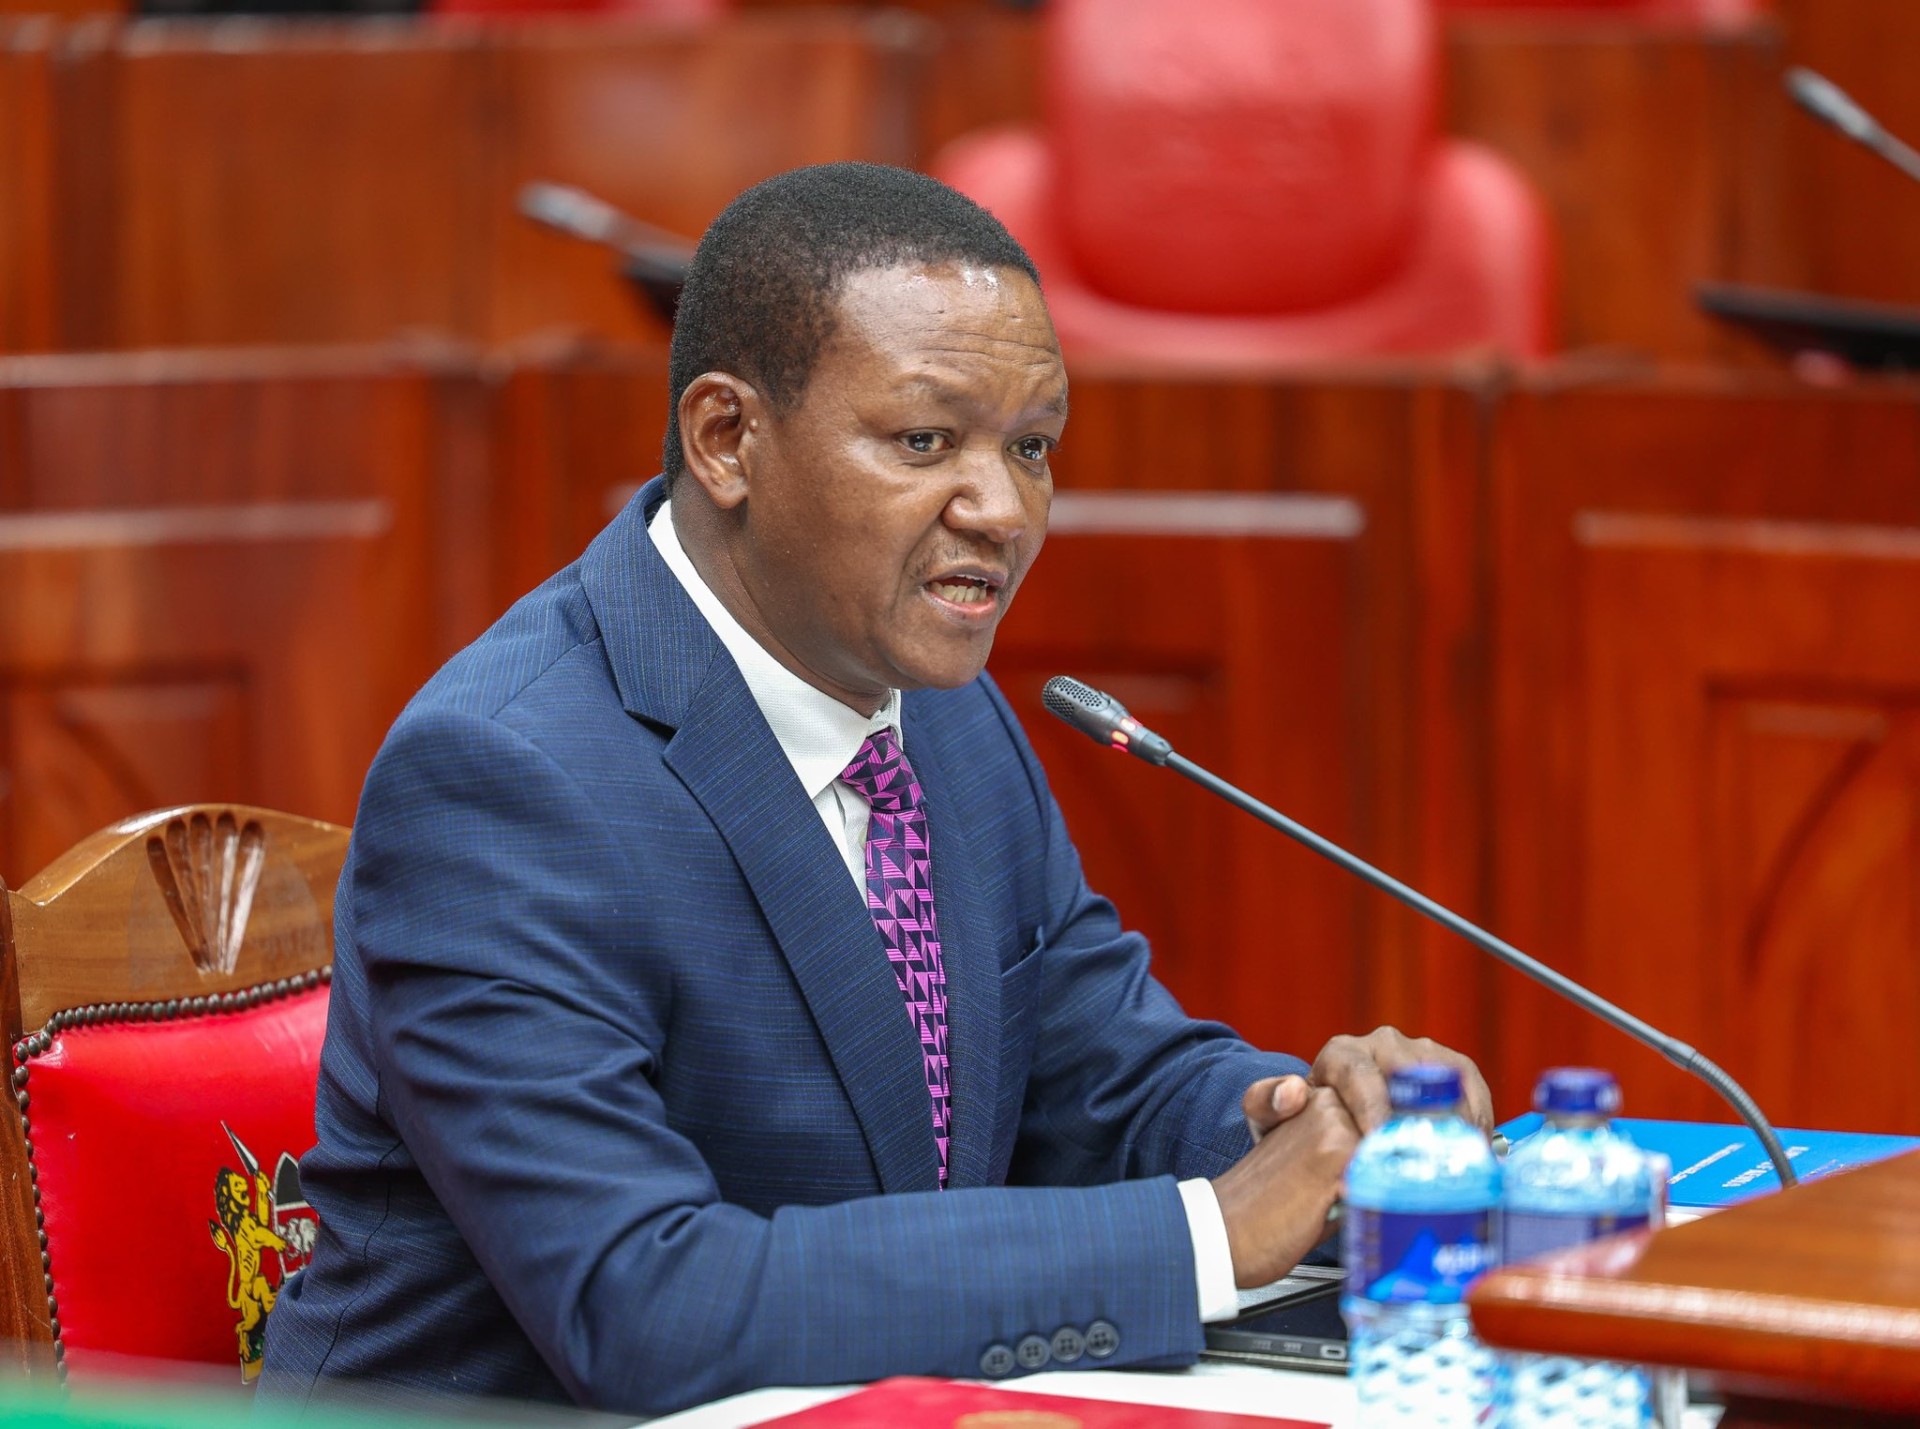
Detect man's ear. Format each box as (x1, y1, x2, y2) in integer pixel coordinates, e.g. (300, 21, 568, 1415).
(677, 372, 767, 511)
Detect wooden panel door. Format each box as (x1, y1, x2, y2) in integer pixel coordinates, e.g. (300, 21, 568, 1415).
(1490, 372, 1920, 1131)
(1584, 512, 1920, 1132)
(0, 347, 490, 885)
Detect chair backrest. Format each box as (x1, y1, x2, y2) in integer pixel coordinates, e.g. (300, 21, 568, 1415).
(1045, 0, 1438, 316)
(1, 806, 347, 1384)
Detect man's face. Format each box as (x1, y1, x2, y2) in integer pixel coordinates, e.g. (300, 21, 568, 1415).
(732, 261, 1066, 710)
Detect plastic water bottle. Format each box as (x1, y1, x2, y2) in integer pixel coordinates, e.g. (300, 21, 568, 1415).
(1501, 1067, 1657, 1428)
(1342, 1063, 1501, 1428)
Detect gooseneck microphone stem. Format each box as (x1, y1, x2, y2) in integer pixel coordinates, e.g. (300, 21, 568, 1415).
(1787, 66, 1920, 187)
(1166, 753, 1796, 1189)
(1040, 675, 1798, 1189)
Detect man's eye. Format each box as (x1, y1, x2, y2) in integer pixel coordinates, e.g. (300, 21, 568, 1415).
(901, 431, 952, 455)
(1013, 436, 1054, 463)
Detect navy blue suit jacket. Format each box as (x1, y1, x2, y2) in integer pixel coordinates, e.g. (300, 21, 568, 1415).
(259, 480, 1304, 1416)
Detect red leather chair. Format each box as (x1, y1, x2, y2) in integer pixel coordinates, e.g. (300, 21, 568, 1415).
(935, 0, 1555, 367)
(2, 807, 345, 1383)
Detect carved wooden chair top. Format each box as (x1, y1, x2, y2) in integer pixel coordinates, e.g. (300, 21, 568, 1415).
(2, 805, 348, 1382)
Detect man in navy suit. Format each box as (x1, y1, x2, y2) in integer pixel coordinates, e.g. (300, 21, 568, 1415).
(260, 163, 1490, 1417)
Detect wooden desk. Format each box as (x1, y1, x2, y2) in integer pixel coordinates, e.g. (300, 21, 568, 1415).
(1469, 1149, 1920, 1425)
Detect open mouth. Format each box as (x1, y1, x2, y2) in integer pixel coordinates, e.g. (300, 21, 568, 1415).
(927, 574, 999, 607)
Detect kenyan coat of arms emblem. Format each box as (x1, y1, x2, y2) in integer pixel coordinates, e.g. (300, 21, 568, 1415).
(208, 1123, 318, 1382)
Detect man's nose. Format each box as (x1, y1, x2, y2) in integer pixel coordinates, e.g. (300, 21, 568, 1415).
(947, 446, 1033, 545)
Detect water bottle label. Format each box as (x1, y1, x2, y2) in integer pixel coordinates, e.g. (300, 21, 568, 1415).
(1503, 1208, 1651, 1264)
(1345, 1206, 1496, 1303)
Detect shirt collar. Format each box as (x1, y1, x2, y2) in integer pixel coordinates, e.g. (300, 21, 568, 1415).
(648, 496, 901, 798)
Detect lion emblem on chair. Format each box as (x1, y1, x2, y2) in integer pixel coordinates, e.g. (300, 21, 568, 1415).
(208, 1123, 318, 1382)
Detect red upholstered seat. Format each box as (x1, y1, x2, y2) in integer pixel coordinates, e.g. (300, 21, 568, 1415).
(935, 0, 1555, 366)
(20, 987, 329, 1379)
(2, 807, 346, 1385)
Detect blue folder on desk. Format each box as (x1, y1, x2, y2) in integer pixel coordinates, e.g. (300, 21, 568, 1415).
(1498, 1114, 1920, 1213)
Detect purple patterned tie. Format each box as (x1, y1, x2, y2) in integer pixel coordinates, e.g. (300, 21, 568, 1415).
(840, 729, 952, 1188)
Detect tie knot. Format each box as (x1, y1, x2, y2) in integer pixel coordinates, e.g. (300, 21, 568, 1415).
(840, 729, 921, 814)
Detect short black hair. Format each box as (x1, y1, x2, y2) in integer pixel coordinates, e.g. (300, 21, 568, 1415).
(663, 162, 1041, 485)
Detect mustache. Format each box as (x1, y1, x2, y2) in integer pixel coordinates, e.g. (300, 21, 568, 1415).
(915, 552, 1019, 585)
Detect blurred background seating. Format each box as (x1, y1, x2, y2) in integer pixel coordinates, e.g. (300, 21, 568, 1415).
(2, 0, 1919, 1146)
(935, 0, 1554, 365)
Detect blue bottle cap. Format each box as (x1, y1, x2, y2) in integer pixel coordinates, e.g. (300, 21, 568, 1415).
(1388, 1063, 1463, 1111)
(1534, 1066, 1621, 1116)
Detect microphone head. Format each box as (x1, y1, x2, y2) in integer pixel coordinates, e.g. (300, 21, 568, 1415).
(1041, 675, 1174, 765)
(516, 182, 623, 245)
(1786, 66, 1879, 142)
(1042, 675, 1118, 725)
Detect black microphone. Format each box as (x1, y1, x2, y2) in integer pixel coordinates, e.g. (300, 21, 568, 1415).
(516, 182, 694, 323)
(1786, 66, 1920, 187)
(1041, 674, 1799, 1189)
(1041, 676, 1175, 765)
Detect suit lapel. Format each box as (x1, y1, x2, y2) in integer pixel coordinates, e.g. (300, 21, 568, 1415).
(664, 670, 942, 1195)
(581, 483, 943, 1195)
(900, 708, 1002, 1191)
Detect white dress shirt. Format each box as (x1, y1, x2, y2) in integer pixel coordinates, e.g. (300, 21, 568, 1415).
(647, 499, 1240, 1323)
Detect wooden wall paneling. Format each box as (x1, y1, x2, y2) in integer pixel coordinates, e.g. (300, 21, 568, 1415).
(0, 0, 118, 20)
(1771, 0, 1920, 312)
(100, 22, 490, 348)
(480, 11, 934, 345)
(43, 19, 118, 352)
(731, 0, 1041, 161)
(486, 340, 670, 607)
(912, 5, 1040, 164)
(1444, 13, 1794, 362)
(1489, 372, 1920, 1132)
(989, 364, 1500, 1074)
(0, 345, 492, 886)
(0, 21, 58, 355)
(985, 504, 1372, 1057)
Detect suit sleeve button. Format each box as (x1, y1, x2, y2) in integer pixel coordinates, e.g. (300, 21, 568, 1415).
(1050, 1326, 1086, 1363)
(1085, 1319, 1120, 1359)
(1015, 1334, 1052, 1370)
(979, 1343, 1016, 1378)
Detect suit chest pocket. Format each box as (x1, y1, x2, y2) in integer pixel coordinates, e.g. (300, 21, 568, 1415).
(992, 930, 1046, 1133)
